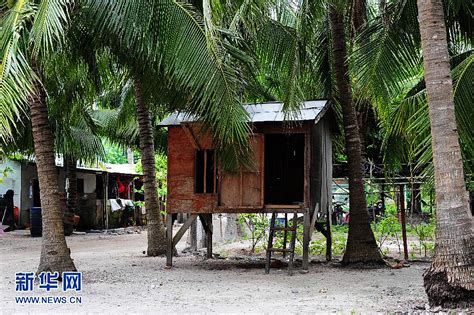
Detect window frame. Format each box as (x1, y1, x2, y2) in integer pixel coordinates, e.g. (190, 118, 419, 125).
(194, 149, 217, 194)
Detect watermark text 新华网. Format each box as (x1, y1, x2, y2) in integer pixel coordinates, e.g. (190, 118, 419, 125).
(15, 271, 82, 304)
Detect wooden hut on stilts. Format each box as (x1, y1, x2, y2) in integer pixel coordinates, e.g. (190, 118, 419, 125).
(159, 100, 335, 274)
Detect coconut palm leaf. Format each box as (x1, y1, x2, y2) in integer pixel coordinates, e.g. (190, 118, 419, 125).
(350, 0, 422, 108)
(81, 0, 251, 169)
(0, 0, 36, 140)
(381, 50, 473, 180)
(29, 0, 72, 57)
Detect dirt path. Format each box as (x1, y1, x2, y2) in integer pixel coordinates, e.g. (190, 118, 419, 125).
(0, 230, 431, 313)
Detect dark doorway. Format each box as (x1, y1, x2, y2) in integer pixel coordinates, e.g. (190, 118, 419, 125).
(264, 133, 305, 204)
(96, 174, 104, 199)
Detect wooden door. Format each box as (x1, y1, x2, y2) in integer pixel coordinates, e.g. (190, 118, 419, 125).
(219, 134, 264, 208)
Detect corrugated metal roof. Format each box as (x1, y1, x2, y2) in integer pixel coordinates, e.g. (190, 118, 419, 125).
(159, 100, 329, 126)
(54, 156, 141, 175)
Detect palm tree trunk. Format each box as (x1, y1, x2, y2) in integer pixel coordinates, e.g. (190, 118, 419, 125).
(329, 9, 383, 264)
(416, 0, 474, 306)
(31, 62, 76, 274)
(64, 157, 77, 236)
(351, 0, 366, 36)
(134, 77, 167, 256)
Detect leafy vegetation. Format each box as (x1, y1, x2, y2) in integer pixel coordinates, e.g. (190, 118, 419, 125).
(238, 213, 269, 253)
(134, 153, 168, 199)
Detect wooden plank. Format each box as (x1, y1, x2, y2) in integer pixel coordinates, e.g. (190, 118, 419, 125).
(264, 204, 302, 209)
(181, 123, 201, 150)
(242, 134, 264, 207)
(167, 127, 196, 213)
(172, 214, 198, 247)
(192, 194, 218, 212)
(220, 134, 264, 209)
(219, 173, 240, 207)
(170, 206, 310, 214)
(187, 123, 214, 149)
(241, 172, 262, 206)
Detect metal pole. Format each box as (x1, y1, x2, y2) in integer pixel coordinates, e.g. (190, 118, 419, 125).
(399, 184, 408, 261)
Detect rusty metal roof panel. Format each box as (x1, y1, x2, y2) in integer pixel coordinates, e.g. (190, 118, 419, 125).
(159, 100, 329, 126)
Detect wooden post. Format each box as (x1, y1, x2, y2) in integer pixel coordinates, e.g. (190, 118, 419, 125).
(190, 215, 197, 251)
(206, 214, 213, 259)
(172, 214, 198, 247)
(399, 184, 409, 261)
(265, 212, 276, 274)
(282, 213, 288, 258)
(326, 204, 332, 261)
(288, 212, 298, 276)
(380, 183, 385, 216)
(166, 214, 173, 267)
(105, 173, 109, 230)
(302, 211, 310, 270)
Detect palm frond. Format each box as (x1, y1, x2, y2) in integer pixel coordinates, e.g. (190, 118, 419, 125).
(83, 0, 251, 170)
(350, 0, 422, 108)
(29, 0, 72, 58)
(0, 0, 35, 140)
(381, 50, 474, 179)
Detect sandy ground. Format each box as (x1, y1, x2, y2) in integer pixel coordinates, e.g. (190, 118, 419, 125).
(0, 228, 435, 314)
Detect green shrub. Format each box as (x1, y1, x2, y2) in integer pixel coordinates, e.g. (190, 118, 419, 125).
(410, 217, 436, 257)
(372, 215, 402, 254)
(238, 213, 269, 253)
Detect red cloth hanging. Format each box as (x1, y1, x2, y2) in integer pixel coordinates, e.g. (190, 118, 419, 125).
(116, 176, 125, 194)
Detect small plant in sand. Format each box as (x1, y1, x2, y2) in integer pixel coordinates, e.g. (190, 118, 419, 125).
(238, 213, 269, 253)
(372, 215, 402, 255)
(410, 217, 436, 257)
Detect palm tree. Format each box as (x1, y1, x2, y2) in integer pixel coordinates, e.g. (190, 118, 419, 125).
(1, 0, 77, 274)
(416, 0, 473, 306)
(30, 65, 77, 273)
(133, 78, 167, 255)
(45, 50, 105, 235)
(328, 4, 382, 264)
(2, 0, 251, 271)
(350, 0, 473, 304)
(2, 48, 105, 236)
(85, 53, 173, 256)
